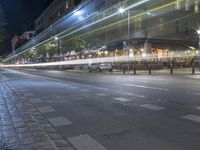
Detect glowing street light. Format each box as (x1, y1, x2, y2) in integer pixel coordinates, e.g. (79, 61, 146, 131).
(118, 8, 130, 56)
(118, 7, 130, 40)
(142, 53, 147, 58)
(197, 29, 200, 35)
(118, 8, 125, 13)
(54, 36, 58, 41)
(118, 7, 131, 73)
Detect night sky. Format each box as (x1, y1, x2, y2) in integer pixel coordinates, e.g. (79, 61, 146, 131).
(0, 0, 53, 54)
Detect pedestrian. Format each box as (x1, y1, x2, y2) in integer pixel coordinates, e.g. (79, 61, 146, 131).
(123, 64, 126, 74)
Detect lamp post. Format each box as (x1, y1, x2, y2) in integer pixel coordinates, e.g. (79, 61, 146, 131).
(197, 29, 200, 70)
(54, 36, 61, 61)
(118, 8, 130, 56)
(118, 8, 131, 72)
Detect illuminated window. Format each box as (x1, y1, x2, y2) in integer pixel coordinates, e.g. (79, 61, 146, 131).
(194, 0, 199, 12)
(176, 0, 182, 9)
(158, 18, 164, 32)
(58, 11, 61, 16)
(185, 0, 190, 11)
(175, 0, 181, 9)
(66, 1, 69, 9)
(133, 17, 142, 30)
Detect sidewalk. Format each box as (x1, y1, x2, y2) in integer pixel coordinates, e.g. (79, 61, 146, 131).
(0, 81, 73, 150)
(67, 68, 200, 75)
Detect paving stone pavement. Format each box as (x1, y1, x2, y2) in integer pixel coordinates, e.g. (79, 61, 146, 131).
(0, 82, 74, 150)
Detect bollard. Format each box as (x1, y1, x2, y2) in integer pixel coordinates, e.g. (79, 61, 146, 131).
(133, 64, 136, 75)
(128, 64, 130, 74)
(170, 63, 173, 75)
(123, 66, 125, 74)
(192, 63, 195, 75)
(148, 64, 152, 75)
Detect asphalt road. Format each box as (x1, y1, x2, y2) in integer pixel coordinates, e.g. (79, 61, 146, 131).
(1, 68, 200, 150)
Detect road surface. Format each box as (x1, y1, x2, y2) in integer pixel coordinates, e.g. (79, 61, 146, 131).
(0, 68, 200, 150)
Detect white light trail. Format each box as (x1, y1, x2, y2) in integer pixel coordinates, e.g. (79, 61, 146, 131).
(4, 0, 150, 62)
(1, 51, 197, 68)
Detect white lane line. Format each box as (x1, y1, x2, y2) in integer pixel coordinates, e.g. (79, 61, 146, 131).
(124, 93, 145, 98)
(68, 134, 107, 150)
(186, 92, 200, 96)
(182, 114, 200, 123)
(70, 86, 79, 89)
(37, 106, 56, 113)
(95, 93, 108, 96)
(141, 104, 165, 111)
(55, 96, 64, 99)
(80, 89, 91, 92)
(114, 98, 130, 102)
(140, 80, 169, 85)
(140, 77, 165, 81)
(195, 93, 200, 96)
(124, 84, 168, 91)
(48, 116, 72, 127)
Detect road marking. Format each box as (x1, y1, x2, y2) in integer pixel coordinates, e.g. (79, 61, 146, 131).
(124, 93, 145, 98)
(186, 92, 200, 96)
(124, 84, 168, 91)
(37, 106, 56, 113)
(182, 114, 200, 123)
(80, 89, 91, 92)
(114, 97, 130, 102)
(195, 93, 200, 96)
(29, 98, 43, 103)
(48, 116, 72, 127)
(141, 104, 165, 111)
(68, 134, 107, 150)
(55, 96, 64, 99)
(70, 86, 79, 89)
(96, 93, 108, 96)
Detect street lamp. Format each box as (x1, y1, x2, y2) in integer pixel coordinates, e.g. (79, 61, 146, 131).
(118, 8, 125, 13)
(54, 36, 58, 41)
(54, 36, 61, 61)
(118, 7, 131, 72)
(118, 7, 130, 53)
(197, 29, 200, 70)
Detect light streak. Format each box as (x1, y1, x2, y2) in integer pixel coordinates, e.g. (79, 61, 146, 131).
(1, 51, 198, 68)
(4, 0, 198, 63)
(4, 0, 150, 62)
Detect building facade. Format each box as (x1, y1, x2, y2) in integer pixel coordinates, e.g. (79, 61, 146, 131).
(11, 35, 21, 52)
(35, 0, 86, 33)
(11, 31, 35, 52)
(5, 0, 200, 64)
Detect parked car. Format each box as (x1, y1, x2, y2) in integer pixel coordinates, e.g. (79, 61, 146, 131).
(88, 63, 112, 72)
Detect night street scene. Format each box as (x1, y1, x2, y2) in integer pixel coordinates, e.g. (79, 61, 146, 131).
(1, 0, 200, 150)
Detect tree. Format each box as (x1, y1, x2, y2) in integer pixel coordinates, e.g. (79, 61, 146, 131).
(0, 5, 7, 49)
(0, 56, 3, 63)
(62, 38, 87, 53)
(44, 43, 58, 61)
